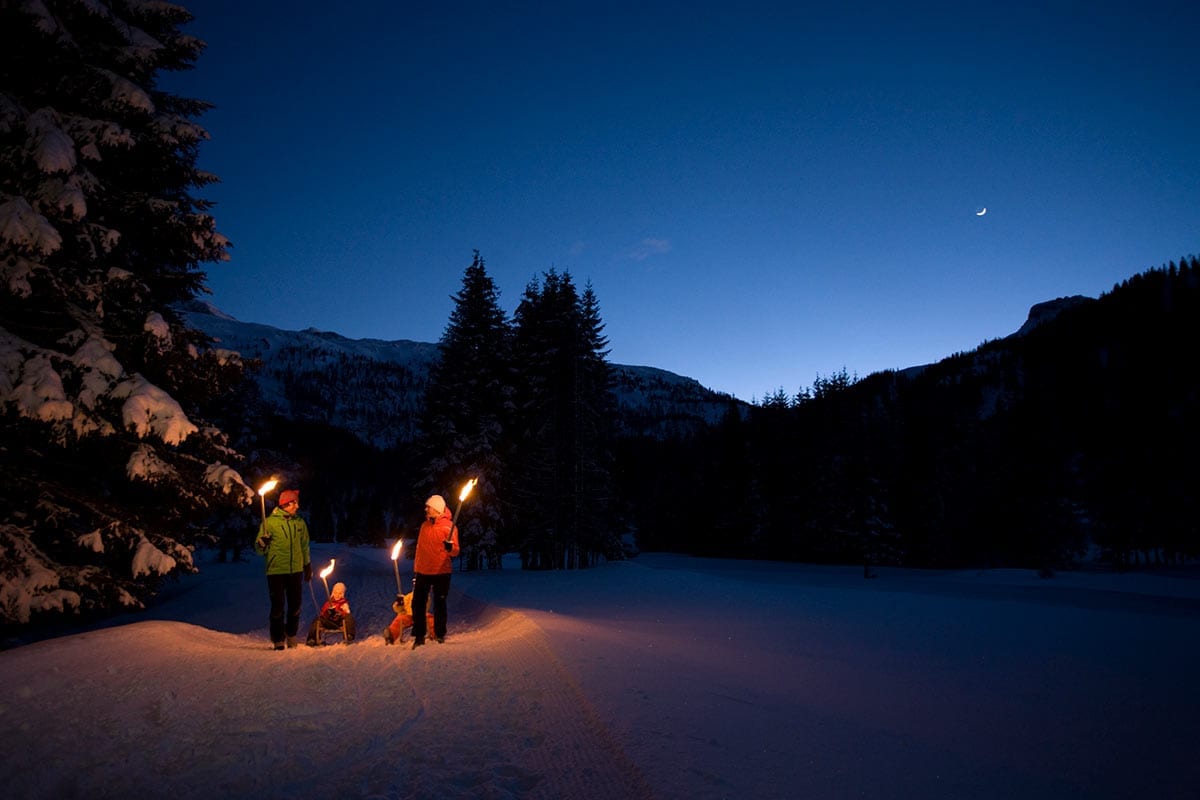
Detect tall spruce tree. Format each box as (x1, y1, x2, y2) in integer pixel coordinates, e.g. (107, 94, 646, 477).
(417, 251, 513, 568)
(0, 1, 252, 629)
(574, 282, 619, 564)
(511, 270, 619, 568)
(509, 274, 560, 566)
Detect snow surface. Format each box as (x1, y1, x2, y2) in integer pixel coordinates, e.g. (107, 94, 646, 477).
(4, 547, 1199, 799)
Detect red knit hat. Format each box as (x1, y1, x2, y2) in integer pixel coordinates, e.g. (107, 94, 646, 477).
(278, 489, 299, 507)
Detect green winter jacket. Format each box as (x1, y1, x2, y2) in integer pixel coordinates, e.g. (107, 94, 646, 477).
(255, 507, 311, 575)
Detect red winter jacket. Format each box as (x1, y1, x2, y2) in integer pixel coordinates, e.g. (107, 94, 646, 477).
(319, 595, 351, 624)
(413, 506, 458, 574)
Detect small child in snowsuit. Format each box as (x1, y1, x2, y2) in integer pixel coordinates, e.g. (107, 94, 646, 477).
(306, 581, 356, 645)
(383, 591, 435, 645)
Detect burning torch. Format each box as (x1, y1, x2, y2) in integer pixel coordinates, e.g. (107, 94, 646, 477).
(319, 558, 336, 598)
(309, 557, 334, 616)
(449, 477, 478, 547)
(255, 479, 278, 554)
(390, 540, 404, 593)
(256, 478, 278, 523)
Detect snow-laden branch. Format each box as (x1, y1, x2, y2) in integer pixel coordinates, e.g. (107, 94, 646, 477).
(144, 311, 173, 348)
(204, 462, 254, 503)
(0, 523, 80, 624)
(94, 67, 156, 114)
(8, 353, 74, 423)
(131, 535, 176, 578)
(26, 108, 77, 174)
(127, 442, 178, 483)
(0, 196, 63, 256)
(112, 373, 198, 445)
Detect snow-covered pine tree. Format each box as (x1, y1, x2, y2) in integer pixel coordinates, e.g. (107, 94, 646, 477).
(0, 1, 253, 630)
(417, 251, 514, 569)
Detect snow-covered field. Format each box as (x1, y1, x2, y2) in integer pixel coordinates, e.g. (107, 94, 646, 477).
(4, 546, 1199, 799)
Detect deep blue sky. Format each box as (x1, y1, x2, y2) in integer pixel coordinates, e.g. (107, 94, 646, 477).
(168, 1, 1199, 401)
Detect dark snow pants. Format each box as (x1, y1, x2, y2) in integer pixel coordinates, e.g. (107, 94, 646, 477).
(411, 572, 451, 640)
(267, 571, 303, 643)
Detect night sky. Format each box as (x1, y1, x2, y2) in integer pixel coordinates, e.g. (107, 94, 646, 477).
(167, 1, 1200, 401)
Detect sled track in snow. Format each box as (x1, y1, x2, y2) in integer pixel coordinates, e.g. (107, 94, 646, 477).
(376, 591, 656, 800)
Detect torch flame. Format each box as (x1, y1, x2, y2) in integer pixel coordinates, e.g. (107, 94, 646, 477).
(459, 477, 478, 503)
(390, 540, 403, 561)
(319, 559, 335, 580)
(257, 478, 278, 497)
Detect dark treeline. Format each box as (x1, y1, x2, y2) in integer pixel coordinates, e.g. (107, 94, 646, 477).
(625, 257, 1200, 571)
(259, 255, 1199, 575)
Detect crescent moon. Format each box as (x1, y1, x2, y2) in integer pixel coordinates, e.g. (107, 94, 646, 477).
(976, 207, 987, 216)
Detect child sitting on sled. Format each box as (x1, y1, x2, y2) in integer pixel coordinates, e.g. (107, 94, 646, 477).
(306, 581, 357, 645)
(384, 591, 435, 645)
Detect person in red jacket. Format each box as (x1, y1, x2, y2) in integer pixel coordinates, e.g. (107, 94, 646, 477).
(410, 494, 459, 648)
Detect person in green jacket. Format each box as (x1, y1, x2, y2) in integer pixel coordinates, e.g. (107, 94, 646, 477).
(254, 488, 312, 650)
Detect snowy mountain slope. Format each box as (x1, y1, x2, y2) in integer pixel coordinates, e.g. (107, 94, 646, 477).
(611, 363, 743, 436)
(180, 301, 439, 448)
(182, 301, 442, 367)
(180, 302, 742, 446)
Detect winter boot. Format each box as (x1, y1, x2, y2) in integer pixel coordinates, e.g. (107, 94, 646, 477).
(384, 628, 395, 645)
(411, 636, 424, 650)
(286, 636, 298, 649)
(273, 641, 285, 651)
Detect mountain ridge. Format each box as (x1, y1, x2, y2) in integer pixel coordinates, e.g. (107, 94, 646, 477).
(178, 301, 744, 447)
(179, 293, 1096, 448)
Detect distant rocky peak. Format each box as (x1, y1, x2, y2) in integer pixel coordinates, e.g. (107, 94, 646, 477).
(1015, 295, 1094, 336)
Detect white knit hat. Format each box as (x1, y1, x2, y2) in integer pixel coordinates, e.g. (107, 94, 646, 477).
(331, 582, 346, 598)
(426, 495, 446, 514)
